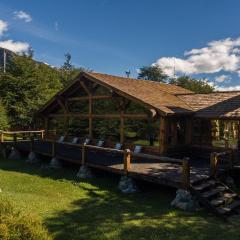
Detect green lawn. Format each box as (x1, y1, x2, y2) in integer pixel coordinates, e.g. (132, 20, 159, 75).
(0, 158, 240, 240)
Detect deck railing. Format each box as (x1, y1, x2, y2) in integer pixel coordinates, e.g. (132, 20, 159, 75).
(0, 130, 45, 144)
(1, 132, 191, 190)
(210, 151, 233, 177)
(83, 144, 190, 190)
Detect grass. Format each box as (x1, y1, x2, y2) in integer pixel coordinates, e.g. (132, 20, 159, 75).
(0, 158, 240, 240)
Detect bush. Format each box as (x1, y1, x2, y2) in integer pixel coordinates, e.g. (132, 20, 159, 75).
(0, 197, 52, 240)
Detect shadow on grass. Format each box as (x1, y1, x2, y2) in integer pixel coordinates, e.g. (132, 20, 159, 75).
(1, 158, 240, 240)
(45, 183, 239, 240)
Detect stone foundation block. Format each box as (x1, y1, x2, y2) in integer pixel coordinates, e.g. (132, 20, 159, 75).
(171, 189, 198, 211)
(118, 175, 137, 193)
(76, 165, 93, 179)
(49, 157, 62, 169)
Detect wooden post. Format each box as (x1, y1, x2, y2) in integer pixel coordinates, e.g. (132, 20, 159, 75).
(159, 117, 166, 155)
(182, 157, 190, 190)
(171, 120, 178, 146)
(185, 118, 192, 145)
(210, 152, 218, 177)
(82, 143, 86, 165)
(44, 117, 49, 138)
(41, 130, 45, 140)
(124, 149, 131, 173)
(120, 110, 124, 144)
(0, 132, 3, 143)
(13, 133, 17, 146)
(89, 95, 93, 138)
(30, 136, 34, 152)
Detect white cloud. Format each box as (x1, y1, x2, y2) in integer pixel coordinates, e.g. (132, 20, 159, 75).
(215, 74, 231, 83)
(0, 40, 30, 53)
(0, 20, 8, 36)
(215, 85, 240, 91)
(14, 10, 32, 22)
(154, 37, 240, 77)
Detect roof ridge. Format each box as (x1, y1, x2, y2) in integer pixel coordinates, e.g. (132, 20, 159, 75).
(87, 71, 193, 94)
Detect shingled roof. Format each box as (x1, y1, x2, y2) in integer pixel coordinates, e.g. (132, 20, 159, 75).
(178, 91, 240, 118)
(38, 71, 240, 119)
(86, 72, 193, 114)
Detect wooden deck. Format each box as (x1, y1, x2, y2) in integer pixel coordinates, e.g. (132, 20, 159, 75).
(0, 139, 217, 189)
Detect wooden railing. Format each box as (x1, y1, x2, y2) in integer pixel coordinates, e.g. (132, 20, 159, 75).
(210, 151, 233, 177)
(82, 144, 190, 190)
(1, 133, 191, 190)
(0, 130, 45, 144)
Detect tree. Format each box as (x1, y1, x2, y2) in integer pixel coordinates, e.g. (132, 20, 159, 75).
(138, 65, 168, 82)
(0, 55, 63, 128)
(62, 53, 73, 72)
(170, 76, 214, 93)
(0, 101, 9, 130)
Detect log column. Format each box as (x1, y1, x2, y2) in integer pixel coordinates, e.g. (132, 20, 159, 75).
(159, 116, 167, 155)
(185, 118, 192, 145)
(120, 110, 124, 144)
(89, 95, 93, 138)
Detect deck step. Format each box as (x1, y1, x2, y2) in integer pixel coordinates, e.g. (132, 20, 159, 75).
(191, 176, 210, 185)
(193, 180, 216, 191)
(217, 200, 240, 215)
(210, 193, 237, 207)
(202, 186, 227, 198)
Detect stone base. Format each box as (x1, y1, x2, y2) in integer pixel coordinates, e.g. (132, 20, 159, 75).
(8, 147, 21, 161)
(26, 152, 40, 163)
(118, 175, 137, 193)
(49, 157, 62, 169)
(76, 166, 93, 179)
(171, 189, 198, 211)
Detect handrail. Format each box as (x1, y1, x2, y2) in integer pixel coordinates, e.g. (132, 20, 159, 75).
(0, 130, 44, 134)
(210, 151, 233, 177)
(132, 152, 183, 164)
(85, 144, 125, 154)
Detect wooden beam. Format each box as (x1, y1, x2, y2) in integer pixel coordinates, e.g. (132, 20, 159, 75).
(79, 81, 91, 95)
(159, 117, 167, 155)
(48, 113, 148, 119)
(68, 95, 111, 101)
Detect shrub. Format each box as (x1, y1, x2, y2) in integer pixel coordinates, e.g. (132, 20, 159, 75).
(0, 197, 52, 240)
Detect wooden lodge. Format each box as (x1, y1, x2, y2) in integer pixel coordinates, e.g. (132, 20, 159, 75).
(2, 71, 240, 219)
(36, 71, 240, 158)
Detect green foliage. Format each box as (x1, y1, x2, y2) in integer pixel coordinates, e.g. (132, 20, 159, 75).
(0, 101, 9, 130)
(0, 197, 52, 240)
(0, 55, 63, 128)
(170, 75, 214, 93)
(138, 65, 168, 82)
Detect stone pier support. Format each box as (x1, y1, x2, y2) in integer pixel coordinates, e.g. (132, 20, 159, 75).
(49, 157, 62, 169)
(171, 189, 198, 211)
(8, 147, 21, 161)
(26, 151, 40, 164)
(118, 175, 137, 193)
(76, 165, 93, 179)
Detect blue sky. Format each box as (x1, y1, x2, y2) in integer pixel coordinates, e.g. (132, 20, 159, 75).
(0, 0, 240, 90)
